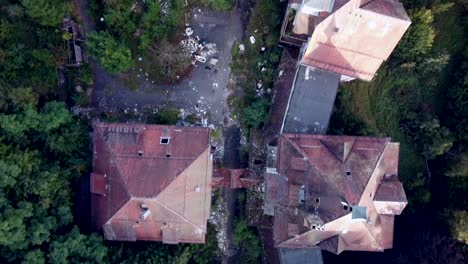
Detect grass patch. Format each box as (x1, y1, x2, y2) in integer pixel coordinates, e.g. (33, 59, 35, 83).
(211, 128, 221, 141)
(189, 0, 233, 11)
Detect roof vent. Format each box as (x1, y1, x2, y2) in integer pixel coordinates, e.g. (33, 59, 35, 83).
(140, 209, 151, 220)
(194, 186, 200, 192)
(140, 203, 148, 209)
(138, 151, 143, 157)
(160, 137, 170, 144)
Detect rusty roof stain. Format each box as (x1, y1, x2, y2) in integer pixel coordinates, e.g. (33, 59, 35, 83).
(298, 0, 410, 81)
(265, 134, 407, 253)
(91, 122, 212, 244)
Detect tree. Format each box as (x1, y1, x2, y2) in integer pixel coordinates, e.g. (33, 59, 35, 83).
(140, 0, 184, 48)
(395, 231, 466, 264)
(147, 40, 191, 83)
(407, 117, 454, 160)
(243, 98, 270, 129)
(103, 0, 137, 41)
(49, 227, 108, 264)
(395, 9, 435, 61)
(0, 94, 105, 263)
(86, 31, 133, 74)
(448, 210, 468, 244)
(233, 218, 262, 263)
(21, 0, 67, 27)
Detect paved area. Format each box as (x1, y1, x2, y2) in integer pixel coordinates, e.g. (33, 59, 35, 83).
(90, 7, 243, 126)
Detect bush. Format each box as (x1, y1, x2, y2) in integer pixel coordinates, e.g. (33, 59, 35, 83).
(233, 218, 262, 263)
(147, 109, 180, 125)
(243, 98, 270, 129)
(191, 0, 233, 11)
(86, 31, 134, 74)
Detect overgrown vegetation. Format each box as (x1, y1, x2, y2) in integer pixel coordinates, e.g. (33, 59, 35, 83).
(189, 0, 233, 11)
(233, 190, 262, 263)
(229, 0, 283, 132)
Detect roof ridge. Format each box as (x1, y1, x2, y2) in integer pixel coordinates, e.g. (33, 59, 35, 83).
(153, 147, 211, 231)
(318, 139, 344, 164)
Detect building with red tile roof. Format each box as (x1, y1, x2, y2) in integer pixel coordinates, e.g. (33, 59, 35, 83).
(264, 134, 407, 253)
(280, 0, 411, 81)
(91, 122, 213, 244)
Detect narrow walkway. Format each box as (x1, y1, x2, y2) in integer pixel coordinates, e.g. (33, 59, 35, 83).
(222, 125, 242, 264)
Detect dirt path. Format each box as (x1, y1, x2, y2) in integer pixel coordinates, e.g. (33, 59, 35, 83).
(222, 125, 242, 264)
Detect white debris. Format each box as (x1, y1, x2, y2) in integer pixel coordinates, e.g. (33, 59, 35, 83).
(195, 55, 206, 63)
(261, 67, 267, 72)
(185, 27, 193, 36)
(138, 57, 142, 61)
(279, 70, 284, 77)
(261, 46, 266, 51)
(100, 17, 104, 22)
(257, 82, 263, 89)
(210, 58, 219, 66)
(238, 44, 245, 53)
(249, 36, 256, 44)
(213, 82, 218, 88)
(180, 37, 198, 55)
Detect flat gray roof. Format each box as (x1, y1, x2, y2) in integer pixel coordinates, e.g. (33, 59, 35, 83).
(282, 66, 340, 134)
(279, 248, 323, 264)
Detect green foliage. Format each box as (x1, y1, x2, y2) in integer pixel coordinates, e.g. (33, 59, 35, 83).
(233, 218, 262, 263)
(230, 0, 282, 131)
(395, 8, 435, 61)
(103, 0, 137, 41)
(86, 31, 134, 74)
(147, 109, 180, 125)
(243, 98, 270, 129)
(0, 90, 106, 262)
(406, 116, 454, 160)
(446, 152, 468, 178)
(140, 0, 184, 49)
(192, 0, 233, 11)
(21, 0, 67, 27)
(446, 46, 468, 140)
(49, 227, 107, 264)
(448, 210, 468, 244)
(0, 7, 66, 91)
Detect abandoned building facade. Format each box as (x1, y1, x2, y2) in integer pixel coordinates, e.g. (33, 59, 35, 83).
(265, 134, 407, 253)
(265, 0, 411, 258)
(90, 123, 213, 244)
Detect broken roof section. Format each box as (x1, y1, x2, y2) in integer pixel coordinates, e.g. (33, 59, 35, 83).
(301, 0, 411, 81)
(281, 65, 340, 134)
(91, 122, 212, 244)
(265, 134, 407, 253)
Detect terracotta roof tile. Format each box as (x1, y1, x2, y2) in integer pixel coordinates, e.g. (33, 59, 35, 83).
(91, 123, 212, 244)
(265, 134, 407, 253)
(301, 0, 411, 80)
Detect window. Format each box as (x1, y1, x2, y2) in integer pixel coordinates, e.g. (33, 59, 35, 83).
(160, 137, 170, 144)
(346, 171, 351, 176)
(166, 154, 171, 158)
